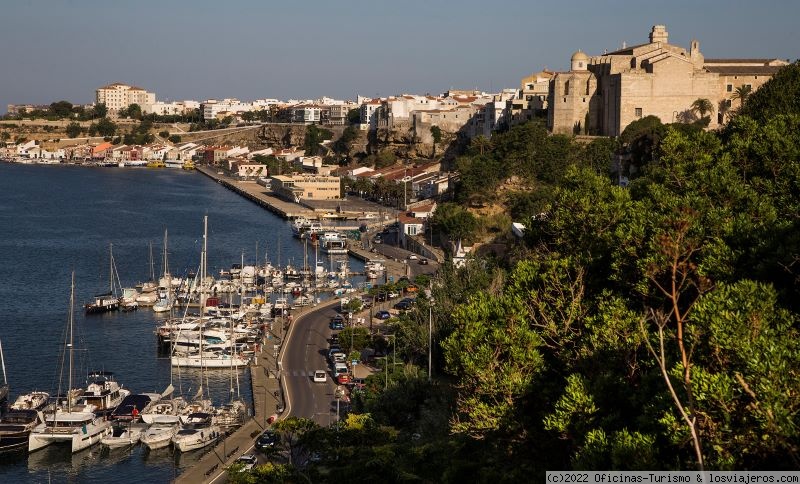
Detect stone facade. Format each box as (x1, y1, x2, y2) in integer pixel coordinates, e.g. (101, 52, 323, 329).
(548, 25, 788, 136)
(96, 83, 156, 116)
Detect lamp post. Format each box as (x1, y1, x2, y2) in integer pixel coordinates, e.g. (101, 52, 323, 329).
(425, 288, 434, 382)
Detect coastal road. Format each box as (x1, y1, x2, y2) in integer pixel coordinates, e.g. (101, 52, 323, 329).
(280, 301, 342, 425)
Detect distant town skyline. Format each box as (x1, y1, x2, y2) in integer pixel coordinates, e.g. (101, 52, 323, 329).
(1, 0, 797, 113)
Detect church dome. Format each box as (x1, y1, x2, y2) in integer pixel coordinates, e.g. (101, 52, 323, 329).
(571, 50, 589, 71)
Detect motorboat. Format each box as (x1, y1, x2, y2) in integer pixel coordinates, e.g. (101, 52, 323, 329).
(79, 371, 129, 416)
(171, 413, 220, 452)
(140, 422, 179, 450)
(84, 292, 120, 314)
(170, 351, 249, 369)
(101, 422, 145, 448)
(9, 392, 49, 411)
(214, 400, 246, 428)
(0, 409, 44, 452)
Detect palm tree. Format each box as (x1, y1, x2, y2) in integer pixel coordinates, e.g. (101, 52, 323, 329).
(690, 98, 714, 119)
(471, 135, 492, 155)
(718, 100, 731, 124)
(731, 85, 752, 106)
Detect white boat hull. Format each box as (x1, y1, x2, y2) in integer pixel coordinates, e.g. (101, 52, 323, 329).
(172, 426, 220, 452)
(102, 428, 143, 448)
(29, 420, 112, 453)
(170, 355, 249, 368)
(140, 425, 177, 450)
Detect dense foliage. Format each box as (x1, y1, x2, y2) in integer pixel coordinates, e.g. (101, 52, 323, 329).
(237, 64, 800, 481)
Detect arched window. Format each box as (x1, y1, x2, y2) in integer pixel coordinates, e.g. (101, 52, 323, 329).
(564, 80, 570, 96)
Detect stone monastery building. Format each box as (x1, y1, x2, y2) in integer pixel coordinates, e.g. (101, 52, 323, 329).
(548, 25, 788, 136)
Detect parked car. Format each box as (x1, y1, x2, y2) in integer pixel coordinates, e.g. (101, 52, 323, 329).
(236, 453, 258, 471)
(388, 290, 400, 299)
(313, 370, 327, 383)
(375, 292, 387, 302)
(407, 254, 418, 260)
(361, 297, 373, 308)
(336, 373, 351, 384)
(419, 258, 429, 265)
(373, 236, 382, 244)
(332, 352, 347, 364)
(255, 430, 279, 451)
(376, 310, 391, 320)
(333, 362, 348, 377)
(329, 319, 344, 330)
(393, 301, 411, 311)
(405, 284, 419, 294)
(400, 297, 415, 305)
(328, 347, 342, 360)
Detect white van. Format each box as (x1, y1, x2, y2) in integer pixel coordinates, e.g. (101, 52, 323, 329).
(333, 362, 348, 376)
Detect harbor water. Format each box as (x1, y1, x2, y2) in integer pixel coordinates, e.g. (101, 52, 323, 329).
(0, 163, 361, 482)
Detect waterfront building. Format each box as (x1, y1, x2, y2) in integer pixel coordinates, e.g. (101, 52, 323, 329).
(96, 83, 156, 117)
(547, 25, 789, 136)
(270, 174, 341, 203)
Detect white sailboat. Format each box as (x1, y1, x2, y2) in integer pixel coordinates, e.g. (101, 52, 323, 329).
(29, 273, 112, 453)
(153, 229, 174, 313)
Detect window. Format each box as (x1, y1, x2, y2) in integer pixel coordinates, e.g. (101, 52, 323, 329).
(744, 84, 752, 89)
(635, 108, 643, 118)
(727, 84, 733, 92)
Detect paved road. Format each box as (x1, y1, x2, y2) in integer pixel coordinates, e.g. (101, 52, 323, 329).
(281, 301, 342, 425)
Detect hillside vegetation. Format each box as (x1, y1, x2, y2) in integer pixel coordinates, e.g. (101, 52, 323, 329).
(231, 63, 800, 483)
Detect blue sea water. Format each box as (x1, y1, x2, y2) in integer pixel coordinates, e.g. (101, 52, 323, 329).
(0, 163, 353, 482)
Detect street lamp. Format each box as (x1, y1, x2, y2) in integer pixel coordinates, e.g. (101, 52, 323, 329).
(425, 289, 434, 382)
(334, 386, 345, 423)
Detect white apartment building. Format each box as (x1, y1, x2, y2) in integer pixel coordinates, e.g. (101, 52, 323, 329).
(147, 100, 200, 116)
(360, 99, 382, 130)
(201, 99, 256, 120)
(96, 83, 156, 116)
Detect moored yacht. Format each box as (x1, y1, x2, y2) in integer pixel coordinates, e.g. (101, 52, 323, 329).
(28, 404, 112, 453)
(0, 410, 44, 452)
(79, 371, 129, 416)
(140, 422, 179, 450)
(171, 413, 220, 452)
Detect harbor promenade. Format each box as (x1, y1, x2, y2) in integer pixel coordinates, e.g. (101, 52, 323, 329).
(195, 165, 317, 219)
(174, 299, 341, 484)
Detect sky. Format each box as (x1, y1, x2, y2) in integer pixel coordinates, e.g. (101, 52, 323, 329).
(1, 0, 797, 112)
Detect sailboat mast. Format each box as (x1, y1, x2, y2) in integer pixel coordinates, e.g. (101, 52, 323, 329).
(109, 243, 114, 294)
(0, 339, 7, 386)
(68, 271, 75, 413)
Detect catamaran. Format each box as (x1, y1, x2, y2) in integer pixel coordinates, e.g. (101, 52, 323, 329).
(29, 273, 113, 453)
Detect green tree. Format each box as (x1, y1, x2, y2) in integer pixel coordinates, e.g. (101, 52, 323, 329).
(303, 124, 333, 155)
(272, 417, 319, 465)
(738, 61, 800, 122)
(49, 100, 73, 118)
(347, 108, 361, 124)
(430, 125, 442, 158)
(65, 122, 82, 138)
(127, 103, 143, 119)
(93, 103, 107, 118)
(731, 84, 752, 107)
(158, 130, 169, 138)
(690, 98, 713, 119)
(431, 203, 478, 244)
(96, 117, 117, 137)
(168, 134, 181, 144)
(0, 131, 10, 141)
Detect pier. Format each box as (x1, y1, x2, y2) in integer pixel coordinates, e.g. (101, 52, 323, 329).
(195, 165, 316, 219)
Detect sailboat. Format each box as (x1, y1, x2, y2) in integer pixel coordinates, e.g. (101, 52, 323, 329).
(136, 242, 159, 305)
(29, 273, 113, 453)
(85, 243, 121, 314)
(171, 218, 249, 369)
(153, 230, 174, 313)
(171, 216, 222, 452)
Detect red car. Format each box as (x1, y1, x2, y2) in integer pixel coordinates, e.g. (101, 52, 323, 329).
(337, 374, 351, 384)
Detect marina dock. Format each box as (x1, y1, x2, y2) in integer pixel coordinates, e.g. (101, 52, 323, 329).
(175, 299, 342, 484)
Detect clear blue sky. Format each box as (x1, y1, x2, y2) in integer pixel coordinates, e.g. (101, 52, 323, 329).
(1, 0, 796, 112)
